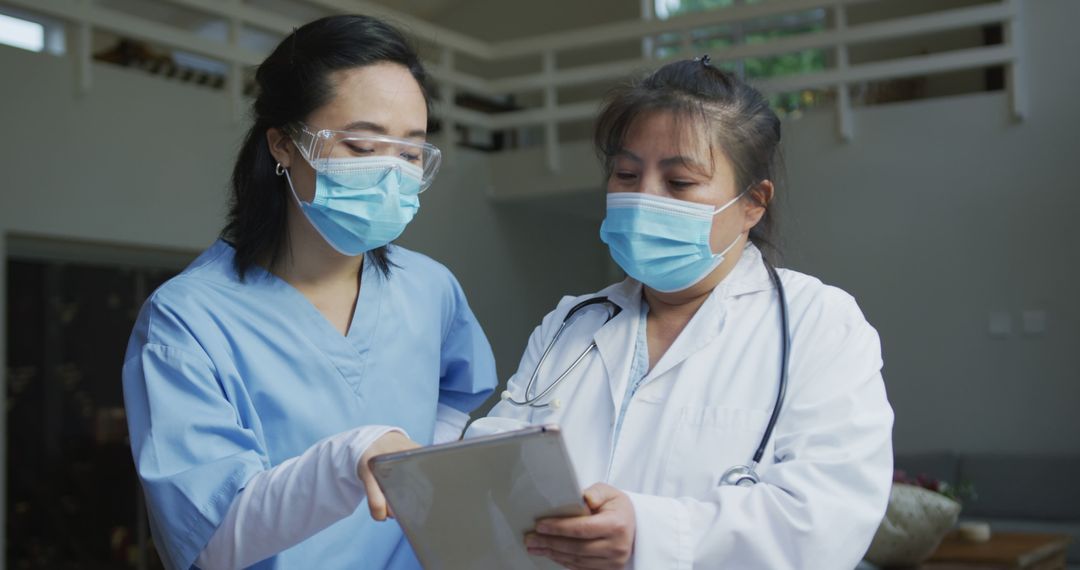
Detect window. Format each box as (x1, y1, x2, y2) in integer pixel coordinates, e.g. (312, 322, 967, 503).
(652, 0, 828, 117)
(0, 12, 44, 52)
(0, 9, 65, 55)
(656, 0, 765, 20)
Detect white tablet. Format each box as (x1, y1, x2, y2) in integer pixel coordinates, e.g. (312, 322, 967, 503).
(370, 425, 587, 570)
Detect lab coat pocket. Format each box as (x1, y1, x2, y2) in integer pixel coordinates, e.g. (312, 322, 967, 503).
(662, 406, 771, 497)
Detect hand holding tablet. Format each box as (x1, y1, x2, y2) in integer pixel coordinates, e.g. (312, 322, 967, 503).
(370, 425, 587, 570)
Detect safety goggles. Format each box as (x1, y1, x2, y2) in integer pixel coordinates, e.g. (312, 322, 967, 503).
(287, 124, 442, 192)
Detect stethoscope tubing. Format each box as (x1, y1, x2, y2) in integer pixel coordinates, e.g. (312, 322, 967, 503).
(755, 260, 789, 465)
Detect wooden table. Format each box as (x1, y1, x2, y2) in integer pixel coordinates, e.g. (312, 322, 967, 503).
(918, 531, 1072, 570)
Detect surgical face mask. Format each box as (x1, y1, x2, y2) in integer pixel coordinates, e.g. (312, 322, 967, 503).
(599, 191, 746, 293)
(283, 156, 422, 256)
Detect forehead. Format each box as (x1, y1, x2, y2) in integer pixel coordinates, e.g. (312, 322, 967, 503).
(621, 110, 713, 161)
(308, 62, 428, 135)
(617, 109, 740, 185)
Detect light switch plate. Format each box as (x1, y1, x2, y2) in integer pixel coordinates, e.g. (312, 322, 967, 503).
(1022, 310, 1047, 335)
(989, 311, 1012, 338)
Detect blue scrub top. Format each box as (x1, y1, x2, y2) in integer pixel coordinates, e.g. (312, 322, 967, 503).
(122, 240, 497, 570)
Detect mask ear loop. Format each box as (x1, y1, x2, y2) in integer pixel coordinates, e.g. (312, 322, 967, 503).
(712, 187, 751, 215)
(711, 187, 753, 257)
(277, 161, 357, 256)
(276, 162, 306, 208)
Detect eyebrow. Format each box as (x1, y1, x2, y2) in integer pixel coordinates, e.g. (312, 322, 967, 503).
(340, 120, 427, 139)
(615, 149, 709, 172)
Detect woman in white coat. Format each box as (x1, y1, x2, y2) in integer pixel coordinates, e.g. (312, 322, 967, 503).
(469, 56, 894, 569)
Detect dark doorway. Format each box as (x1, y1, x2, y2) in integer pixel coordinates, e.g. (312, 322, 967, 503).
(6, 239, 191, 569)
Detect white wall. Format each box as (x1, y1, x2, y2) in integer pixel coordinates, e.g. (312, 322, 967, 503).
(0, 51, 234, 248)
(782, 87, 1080, 455)
(780, 0, 1080, 454)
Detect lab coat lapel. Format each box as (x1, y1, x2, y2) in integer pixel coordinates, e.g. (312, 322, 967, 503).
(644, 292, 726, 382)
(592, 279, 641, 413)
(644, 244, 773, 383)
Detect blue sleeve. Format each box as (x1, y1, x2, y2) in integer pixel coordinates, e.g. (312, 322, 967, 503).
(122, 300, 266, 570)
(438, 273, 498, 413)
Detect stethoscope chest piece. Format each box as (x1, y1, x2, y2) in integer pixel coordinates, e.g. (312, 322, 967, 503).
(720, 464, 760, 487)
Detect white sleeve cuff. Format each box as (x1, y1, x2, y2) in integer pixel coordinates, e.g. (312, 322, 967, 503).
(433, 403, 470, 444)
(625, 491, 693, 570)
(462, 416, 531, 439)
(196, 424, 407, 570)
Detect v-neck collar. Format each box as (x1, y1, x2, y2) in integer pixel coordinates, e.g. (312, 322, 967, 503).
(248, 249, 386, 397)
(591, 284, 640, 411)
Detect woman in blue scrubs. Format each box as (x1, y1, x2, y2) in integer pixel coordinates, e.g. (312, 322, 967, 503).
(121, 15, 497, 570)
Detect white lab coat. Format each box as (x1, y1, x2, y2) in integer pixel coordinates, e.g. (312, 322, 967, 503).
(469, 245, 894, 570)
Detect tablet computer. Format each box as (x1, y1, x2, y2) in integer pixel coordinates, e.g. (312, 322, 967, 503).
(370, 424, 587, 570)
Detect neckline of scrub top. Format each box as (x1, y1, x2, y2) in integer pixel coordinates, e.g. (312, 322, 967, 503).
(243, 247, 386, 395)
(248, 253, 381, 335)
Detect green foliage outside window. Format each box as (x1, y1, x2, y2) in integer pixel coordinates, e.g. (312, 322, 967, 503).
(655, 0, 829, 116)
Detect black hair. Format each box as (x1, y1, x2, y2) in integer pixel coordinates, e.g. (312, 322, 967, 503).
(222, 14, 432, 279)
(594, 57, 783, 259)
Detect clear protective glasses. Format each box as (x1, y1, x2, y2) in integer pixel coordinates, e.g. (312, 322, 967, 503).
(287, 123, 442, 192)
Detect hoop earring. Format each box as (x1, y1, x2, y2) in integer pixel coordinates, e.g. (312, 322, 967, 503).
(275, 163, 286, 176)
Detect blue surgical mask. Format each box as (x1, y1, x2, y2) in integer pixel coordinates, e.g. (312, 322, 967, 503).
(599, 191, 745, 293)
(284, 156, 422, 256)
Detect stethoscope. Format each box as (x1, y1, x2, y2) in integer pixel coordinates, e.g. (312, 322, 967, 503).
(501, 257, 790, 488)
